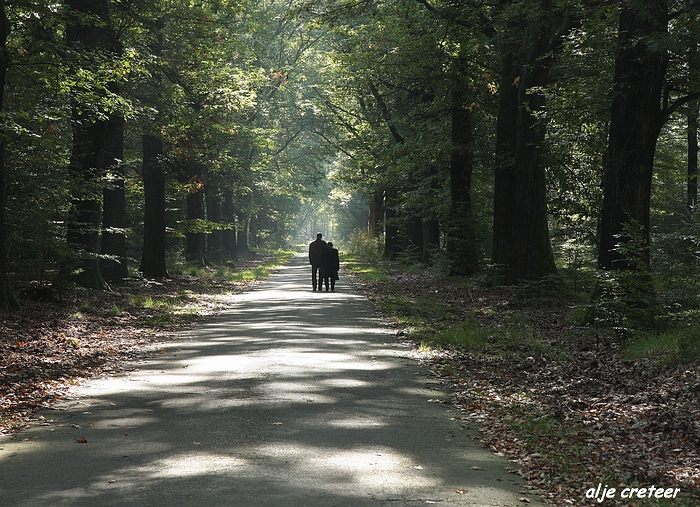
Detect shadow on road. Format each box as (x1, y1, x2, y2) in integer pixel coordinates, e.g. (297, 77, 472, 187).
(0, 255, 540, 507)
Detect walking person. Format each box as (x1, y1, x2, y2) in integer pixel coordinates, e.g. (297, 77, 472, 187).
(319, 242, 340, 292)
(308, 232, 326, 291)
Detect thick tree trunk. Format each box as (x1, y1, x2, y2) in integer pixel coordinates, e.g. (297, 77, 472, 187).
(140, 134, 169, 278)
(447, 89, 479, 276)
(598, 2, 668, 271)
(491, 53, 520, 283)
(511, 34, 557, 280)
(65, 0, 111, 290)
(491, 4, 559, 283)
(0, 3, 19, 312)
(100, 114, 128, 282)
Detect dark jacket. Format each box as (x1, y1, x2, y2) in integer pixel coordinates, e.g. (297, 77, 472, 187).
(308, 238, 326, 265)
(319, 246, 340, 278)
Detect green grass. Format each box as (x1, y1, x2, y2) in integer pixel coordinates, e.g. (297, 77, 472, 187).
(342, 257, 389, 281)
(416, 320, 489, 350)
(623, 327, 700, 365)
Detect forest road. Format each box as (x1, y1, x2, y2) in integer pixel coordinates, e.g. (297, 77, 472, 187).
(0, 254, 542, 507)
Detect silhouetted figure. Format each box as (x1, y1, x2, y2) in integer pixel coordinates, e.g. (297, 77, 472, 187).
(319, 242, 340, 292)
(308, 232, 326, 291)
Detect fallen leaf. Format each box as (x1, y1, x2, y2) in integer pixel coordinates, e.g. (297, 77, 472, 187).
(75, 438, 87, 443)
(519, 498, 531, 503)
(470, 466, 483, 470)
(455, 489, 470, 494)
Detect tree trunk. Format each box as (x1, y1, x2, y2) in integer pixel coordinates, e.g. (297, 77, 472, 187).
(100, 114, 128, 282)
(598, 1, 668, 272)
(491, 52, 520, 283)
(185, 166, 206, 265)
(0, 2, 19, 312)
(688, 102, 698, 210)
(383, 190, 399, 259)
(222, 187, 237, 259)
(421, 219, 439, 265)
(447, 88, 479, 276)
(368, 191, 384, 238)
(491, 4, 559, 283)
(65, 0, 111, 290)
(206, 175, 223, 262)
(140, 134, 169, 278)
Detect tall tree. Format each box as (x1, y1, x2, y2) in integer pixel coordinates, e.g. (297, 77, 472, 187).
(0, 1, 19, 312)
(140, 134, 169, 278)
(491, 1, 577, 282)
(100, 113, 127, 282)
(597, 0, 669, 271)
(65, 0, 112, 290)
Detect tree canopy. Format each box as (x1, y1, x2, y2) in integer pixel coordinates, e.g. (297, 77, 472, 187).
(0, 0, 698, 337)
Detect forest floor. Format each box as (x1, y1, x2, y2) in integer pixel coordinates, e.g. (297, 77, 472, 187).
(347, 260, 700, 506)
(0, 252, 278, 435)
(1, 253, 699, 506)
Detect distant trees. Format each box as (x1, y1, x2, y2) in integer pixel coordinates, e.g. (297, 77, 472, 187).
(307, 0, 700, 288)
(0, 0, 328, 312)
(2, 0, 700, 313)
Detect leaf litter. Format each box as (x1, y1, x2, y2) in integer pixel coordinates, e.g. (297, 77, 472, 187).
(0, 253, 274, 435)
(348, 264, 700, 506)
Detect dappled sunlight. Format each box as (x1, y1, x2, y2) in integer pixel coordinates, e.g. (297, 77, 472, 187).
(0, 255, 536, 506)
(131, 452, 249, 479)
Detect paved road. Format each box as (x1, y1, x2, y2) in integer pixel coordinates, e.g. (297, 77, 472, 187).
(0, 254, 541, 506)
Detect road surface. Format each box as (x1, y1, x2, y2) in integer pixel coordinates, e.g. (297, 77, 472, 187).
(0, 254, 541, 506)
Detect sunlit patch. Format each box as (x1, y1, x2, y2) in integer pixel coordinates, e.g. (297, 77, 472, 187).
(133, 452, 247, 479)
(323, 416, 388, 428)
(321, 378, 371, 388)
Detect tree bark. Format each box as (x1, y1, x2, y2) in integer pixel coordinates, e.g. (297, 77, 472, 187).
(140, 134, 169, 278)
(0, 2, 19, 312)
(368, 191, 384, 238)
(237, 191, 254, 254)
(100, 114, 128, 282)
(688, 102, 698, 210)
(206, 175, 223, 262)
(184, 165, 206, 265)
(491, 52, 520, 283)
(65, 0, 111, 290)
(491, 3, 561, 283)
(447, 88, 479, 276)
(222, 187, 237, 259)
(421, 219, 439, 265)
(597, 1, 668, 271)
(383, 190, 399, 259)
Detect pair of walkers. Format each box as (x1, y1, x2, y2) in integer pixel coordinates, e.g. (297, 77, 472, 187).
(308, 232, 340, 292)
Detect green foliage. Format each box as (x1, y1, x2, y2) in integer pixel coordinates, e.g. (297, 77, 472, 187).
(624, 328, 700, 366)
(346, 230, 383, 258)
(417, 320, 489, 350)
